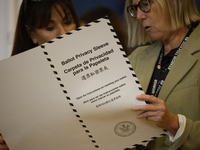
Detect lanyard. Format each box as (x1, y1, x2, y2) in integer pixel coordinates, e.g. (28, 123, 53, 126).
(148, 24, 197, 97)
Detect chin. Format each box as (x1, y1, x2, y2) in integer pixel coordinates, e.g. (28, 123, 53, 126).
(150, 36, 161, 41)
(149, 33, 163, 41)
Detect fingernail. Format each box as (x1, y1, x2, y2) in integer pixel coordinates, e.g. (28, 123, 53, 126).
(131, 107, 135, 110)
(136, 95, 142, 99)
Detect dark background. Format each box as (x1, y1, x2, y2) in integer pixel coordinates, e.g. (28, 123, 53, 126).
(196, 0, 200, 11)
(72, 0, 200, 20)
(71, 0, 125, 20)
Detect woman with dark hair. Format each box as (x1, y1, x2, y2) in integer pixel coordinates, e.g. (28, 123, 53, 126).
(11, 0, 79, 56)
(0, 0, 79, 149)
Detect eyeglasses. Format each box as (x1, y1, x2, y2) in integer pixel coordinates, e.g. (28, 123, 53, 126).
(127, 0, 152, 18)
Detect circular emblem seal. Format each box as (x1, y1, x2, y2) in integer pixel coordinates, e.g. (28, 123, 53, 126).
(114, 121, 136, 137)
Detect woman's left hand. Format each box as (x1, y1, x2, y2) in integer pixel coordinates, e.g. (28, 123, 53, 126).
(0, 135, 9, 150)
(132, 94, 179, 135)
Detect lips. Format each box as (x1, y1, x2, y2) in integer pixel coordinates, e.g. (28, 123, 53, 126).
(145, 26, 150, 30)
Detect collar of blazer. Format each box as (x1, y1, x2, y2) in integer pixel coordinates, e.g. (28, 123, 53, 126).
(136, 24, 200, 101)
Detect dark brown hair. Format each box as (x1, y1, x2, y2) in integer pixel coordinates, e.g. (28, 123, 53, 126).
(12, 0, 79, 56)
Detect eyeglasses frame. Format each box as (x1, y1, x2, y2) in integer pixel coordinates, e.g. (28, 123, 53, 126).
(127, 0, 152, 18)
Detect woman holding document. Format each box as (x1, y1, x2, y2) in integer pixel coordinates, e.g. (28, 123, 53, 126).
(125, 0, 200, 149)
(0, 0, 79, 149)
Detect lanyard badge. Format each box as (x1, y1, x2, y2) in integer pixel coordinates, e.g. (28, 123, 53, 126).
(149, 24, 198, 97)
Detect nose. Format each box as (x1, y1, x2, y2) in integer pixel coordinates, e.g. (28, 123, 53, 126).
(58, 26, 67, 36)
(136, 8, 146, 20)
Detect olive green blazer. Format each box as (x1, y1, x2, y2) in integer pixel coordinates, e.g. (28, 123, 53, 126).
(128, 24, 200, 150)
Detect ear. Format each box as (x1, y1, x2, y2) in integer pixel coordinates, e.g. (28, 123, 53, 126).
(25, 25, 38, 44)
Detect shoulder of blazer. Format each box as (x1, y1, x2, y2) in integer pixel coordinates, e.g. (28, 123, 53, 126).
(184, 24, 200, 55)
(128, 42, 162, 59)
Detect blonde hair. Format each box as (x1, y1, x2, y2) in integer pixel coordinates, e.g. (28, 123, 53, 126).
(125, 0, 200, 50)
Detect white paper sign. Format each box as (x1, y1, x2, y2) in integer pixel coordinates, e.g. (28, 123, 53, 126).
(0, 17, 165, 150)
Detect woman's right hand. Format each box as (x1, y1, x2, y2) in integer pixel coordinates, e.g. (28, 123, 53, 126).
(0, 135, 9, 150)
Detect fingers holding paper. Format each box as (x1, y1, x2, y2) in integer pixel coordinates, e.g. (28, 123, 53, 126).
(0, 135, 9, 150)
(132, 94, 179, 135)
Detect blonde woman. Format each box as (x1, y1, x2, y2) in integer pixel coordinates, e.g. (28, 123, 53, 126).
(125, 0, 200, 149)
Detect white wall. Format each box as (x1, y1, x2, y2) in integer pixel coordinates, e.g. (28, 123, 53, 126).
(0, 0, 22, 60)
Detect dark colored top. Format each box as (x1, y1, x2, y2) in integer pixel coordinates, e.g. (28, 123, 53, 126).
(146, 48, 178, 95)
